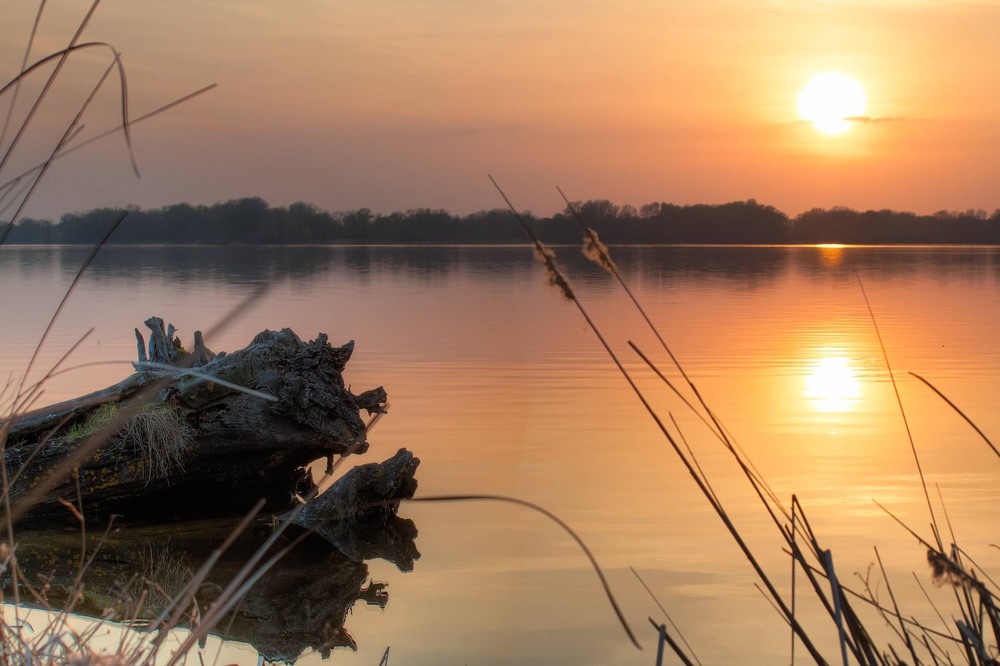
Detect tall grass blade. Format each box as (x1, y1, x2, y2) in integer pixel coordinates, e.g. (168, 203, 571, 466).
(913, 571, 957, 638)
(0, 0, 48, 153)
(1, 56, 120, 246)
(667, 412, 719, 514)
(491, 176, 829, 664)
(957, 621, 990, 664)
(792, 496, 798, 665)
(854, 268, 942, 550)
(147, 498, 266, 642)
(631, 566, 702, 665)
(557, 188, 693, 396)
(411, 493, 641, 649)
(910, 371, 1000, 460)
(822, 549, 849, 666)
(921, 634, 944, 666)
(0, 0, 105, 177)
(647, 618, 694, 666)
(875, 546, 920, 664)
(6, 329, 93, 421)
(629, 340, 786, 518)
(7, 83, 218, 204)
(0, 84, 216, 197)
(17, 211, 128, 393)
(558, 187, 787, 512)
(656, 622, 666, 666)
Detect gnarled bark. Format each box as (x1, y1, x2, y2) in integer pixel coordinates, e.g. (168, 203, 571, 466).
(3, 318, 388, 524)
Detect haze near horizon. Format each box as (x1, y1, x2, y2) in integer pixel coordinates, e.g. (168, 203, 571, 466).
(3, 0, 998, 223)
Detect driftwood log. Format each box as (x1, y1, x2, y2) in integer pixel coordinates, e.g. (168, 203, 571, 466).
(9, 448, 420, 662)
(3, 317, 388, 524)
(283, 448, 420, 570)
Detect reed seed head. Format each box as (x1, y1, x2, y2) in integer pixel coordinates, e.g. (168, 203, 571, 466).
(533, 244, 575, 301)
(581, 227, 617, 274)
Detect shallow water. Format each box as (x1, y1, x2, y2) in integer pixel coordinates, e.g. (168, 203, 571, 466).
(2, 244, 999, 664)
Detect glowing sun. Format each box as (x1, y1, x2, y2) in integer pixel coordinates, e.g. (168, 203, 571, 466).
(798, 72, 866, 135)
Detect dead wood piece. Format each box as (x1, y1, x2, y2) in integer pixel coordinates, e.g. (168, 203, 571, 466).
(285, 448, 420, 571)
(3, 317, 389, 524)
(133, 316, 215, 369)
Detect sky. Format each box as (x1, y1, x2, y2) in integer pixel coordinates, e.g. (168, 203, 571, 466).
(2, 0, 999, 222)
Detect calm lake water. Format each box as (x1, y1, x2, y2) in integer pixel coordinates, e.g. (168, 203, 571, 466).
(2, 244, 1000, 664)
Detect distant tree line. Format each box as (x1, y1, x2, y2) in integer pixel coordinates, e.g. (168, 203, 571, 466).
(6, 197, 1000, 245)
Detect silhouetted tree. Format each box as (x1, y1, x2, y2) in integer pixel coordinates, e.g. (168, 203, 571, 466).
(8, 198, 1000, 245)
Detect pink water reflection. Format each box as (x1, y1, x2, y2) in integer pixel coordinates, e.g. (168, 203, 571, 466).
(2, 245, 999, 664)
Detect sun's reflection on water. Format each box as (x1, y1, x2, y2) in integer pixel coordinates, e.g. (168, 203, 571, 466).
(804, 351, 861, 413)
(816, 244, 846, 267)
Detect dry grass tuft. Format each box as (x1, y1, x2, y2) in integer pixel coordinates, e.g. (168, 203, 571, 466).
(115, 406, 194, 484)
(64, 403, 194, 483)
(115, 546, 194, 621)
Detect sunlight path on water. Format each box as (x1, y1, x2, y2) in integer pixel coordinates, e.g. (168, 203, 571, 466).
(2, 245, 999, 664)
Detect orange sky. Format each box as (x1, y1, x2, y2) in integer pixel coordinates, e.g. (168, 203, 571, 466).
(2, 0, 999, 221)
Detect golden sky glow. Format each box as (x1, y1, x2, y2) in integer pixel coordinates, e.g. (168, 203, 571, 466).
(2, 0, 999, 220)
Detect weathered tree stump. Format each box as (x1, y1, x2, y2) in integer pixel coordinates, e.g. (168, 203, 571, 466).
(3, 317, 388, 524)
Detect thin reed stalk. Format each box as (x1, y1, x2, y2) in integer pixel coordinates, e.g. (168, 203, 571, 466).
(559, 187, 786, 518)
(854, 269, 942, 551)
(506, 196, 999, 664)
(490, 176, 830, 665)
(0, 0, 103, 176)
(410, 493, 641, 649)
(631, 566, 702, 666)
(593, 241, 872, 661)
(647, 618, 694, 666)
(909, 372, 1000, 460)
(557, 192, 878, 663)
(0, 84, 216, 199)
(0, 0, 47, 152)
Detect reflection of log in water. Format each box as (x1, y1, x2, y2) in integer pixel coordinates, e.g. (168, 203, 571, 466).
(7, 449, 421, 663)
(9, 513, 418, 661)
